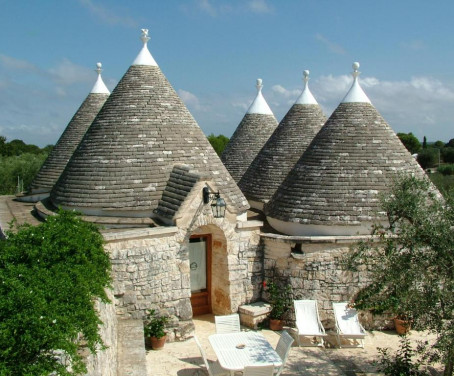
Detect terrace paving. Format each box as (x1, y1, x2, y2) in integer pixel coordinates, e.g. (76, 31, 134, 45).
(146, 314, 442, 376)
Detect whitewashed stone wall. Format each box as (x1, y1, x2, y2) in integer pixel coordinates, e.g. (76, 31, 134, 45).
(261, 233, 393, 330)
(83, 289, 118, 376)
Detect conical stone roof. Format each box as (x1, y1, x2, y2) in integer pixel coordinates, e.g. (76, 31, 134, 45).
(26, 63, 110, 199)
(265, 63, 427, 236)
(50, 30, 248, 218)
(221, 79, 278, 182)
(238, 70, 326, 209)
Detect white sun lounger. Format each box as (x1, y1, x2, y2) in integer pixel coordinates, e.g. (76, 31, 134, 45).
(293, 300, 327, 347)
(332, 302, 366, 348)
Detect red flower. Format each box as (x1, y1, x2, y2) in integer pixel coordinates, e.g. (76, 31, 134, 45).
(262, 281, 267, 288)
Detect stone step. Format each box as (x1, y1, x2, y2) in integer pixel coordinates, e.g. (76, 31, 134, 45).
(117, 319, 148, 376)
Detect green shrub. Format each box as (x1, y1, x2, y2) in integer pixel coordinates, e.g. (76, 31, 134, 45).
(377, 337, 430, 376)
(0, 210, 111, 375)
(0, 153, 47, 195)
(438, 164, 454, 176)
(417, 149, 439, 169)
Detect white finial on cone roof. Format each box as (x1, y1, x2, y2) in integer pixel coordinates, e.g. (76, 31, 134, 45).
(295, 69, 318, 105)
(342, 61, 371, 103)
(90, 62, 110, 94)
(247, 78, 273, 115)
(132, 28, 158, 66)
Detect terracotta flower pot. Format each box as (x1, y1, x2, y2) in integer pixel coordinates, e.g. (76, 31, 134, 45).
(150, 335, 167, 350)
(394, 317, 411, 335)
(269, 319, 284, 331)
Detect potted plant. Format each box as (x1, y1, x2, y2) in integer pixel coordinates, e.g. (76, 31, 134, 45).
(351, 288, 412, 335)
(263, 280, 292, 331)
(144, 309, 169, 350)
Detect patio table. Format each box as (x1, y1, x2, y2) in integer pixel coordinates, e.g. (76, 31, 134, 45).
(208, 331, 282, 375)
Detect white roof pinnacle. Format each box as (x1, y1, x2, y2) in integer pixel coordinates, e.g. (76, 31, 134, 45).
(132, 29, 158, 66)
(246, 78, 274, 115)
(90, 62, 110, 94)
(341, 62, 371, 103)
(295, 70, 318, 105)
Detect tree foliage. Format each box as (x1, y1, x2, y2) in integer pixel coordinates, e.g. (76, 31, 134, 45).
(0, 210, 111, 375)
(0, 153, 48, 195)
(207, 133, 229, 156)
(397, 132, 422, 154)
(417, 149, 439, 169)
(346, 175, 454, 375)
(0, 135, 53, 195)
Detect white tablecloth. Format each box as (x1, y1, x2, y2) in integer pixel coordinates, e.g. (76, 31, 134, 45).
(209, 332, 282, 373)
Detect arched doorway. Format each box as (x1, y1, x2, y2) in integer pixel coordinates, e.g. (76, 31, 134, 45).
(189, 234, 212, 315)
(189, 224, 229, 316)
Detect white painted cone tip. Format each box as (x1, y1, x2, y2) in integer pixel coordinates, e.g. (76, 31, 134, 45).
(295, 69, 318, 105)
(341, 62, 371, 103)
(90, 62, 110, 94)
(247, 78, 274, 115)
(132, 29, 158, 66)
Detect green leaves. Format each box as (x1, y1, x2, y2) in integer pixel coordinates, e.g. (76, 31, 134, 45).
(0, 210, 111, 375)
(346, 175, 454, 374)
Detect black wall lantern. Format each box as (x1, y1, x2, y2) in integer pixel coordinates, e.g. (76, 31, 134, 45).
(202, 186, 226, 218)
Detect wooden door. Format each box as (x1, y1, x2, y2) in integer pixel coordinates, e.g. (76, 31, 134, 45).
(189, 235, 212, 315)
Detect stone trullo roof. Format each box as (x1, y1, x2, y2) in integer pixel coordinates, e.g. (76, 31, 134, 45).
(50, 30, 248, 218)
(23, 63, 110, 200)
(221, 79, 278, 182)
(238, 70, 326, 209)
(265, 62, 427, 236)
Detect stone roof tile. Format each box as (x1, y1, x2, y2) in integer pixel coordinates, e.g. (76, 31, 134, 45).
(50, 64, 248, 216)
(238, 103, 326, 204)
(265, 102, 427, 226)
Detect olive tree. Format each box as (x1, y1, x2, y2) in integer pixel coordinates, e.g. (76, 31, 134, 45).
(346, 175, 454, 375)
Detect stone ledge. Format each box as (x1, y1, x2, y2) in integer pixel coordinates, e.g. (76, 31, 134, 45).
(239, 301, 271, 329)
(102, 226, 178, 242)
(236, 220, 263, 230)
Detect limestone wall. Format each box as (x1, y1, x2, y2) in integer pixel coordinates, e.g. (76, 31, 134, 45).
(83, 289, 118, 376)
(262, 233, 393, 330)
(103, 214, 263, 341)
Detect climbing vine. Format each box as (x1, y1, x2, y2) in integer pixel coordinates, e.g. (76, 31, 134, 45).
(0, 210, 111, 375)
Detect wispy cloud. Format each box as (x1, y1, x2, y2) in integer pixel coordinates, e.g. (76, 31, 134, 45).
(401, 39, 426, 51)
(178, 89, 208, 112)
(247, 0, 273, 14)
(196, 0, 217, 16)
(78, 0, 138, 27)
(315, 33, 346, 55)
(48, 58, 94, 86)
(272, 84, 300, 99)
(0, 54, 38, 72)
(192, 0, 272, 16)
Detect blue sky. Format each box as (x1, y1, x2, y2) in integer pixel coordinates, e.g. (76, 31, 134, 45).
(1, 0, 453, 147)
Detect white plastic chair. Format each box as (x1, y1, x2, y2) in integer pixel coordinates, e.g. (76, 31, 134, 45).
(274, 330, 294, 376)
(214, 313, 240, 334)
(332, 302, 366, 348)
(243, 364, 275, 376)
(193, 335, 229, 376)
(293, 299, 327, 347)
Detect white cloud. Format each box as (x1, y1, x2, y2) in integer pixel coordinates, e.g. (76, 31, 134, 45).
(48, 59, 93, 86)
(315, 33, 346, 55)
(401, 40, 426, 51)
(191, 0, 272, 16)
(196, 0, 217, 16)
(178, 89, 208, 112)
(78, 0, 138, 27)
(272, 84, 300, 99)
(247, 0, 273, 14)
(0, 54, 38, 72)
